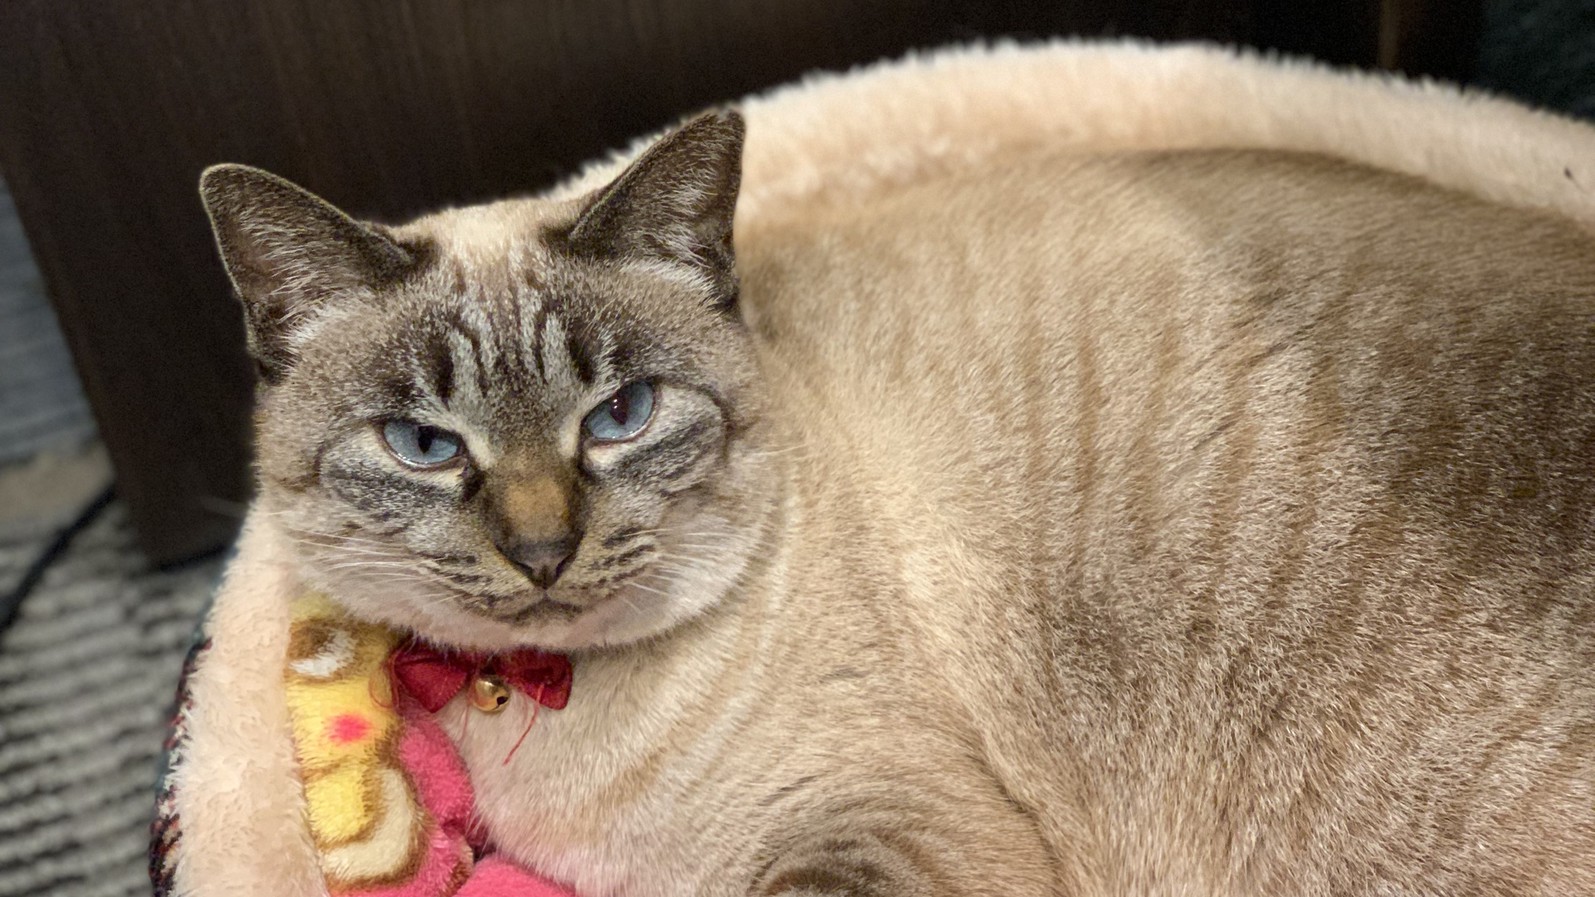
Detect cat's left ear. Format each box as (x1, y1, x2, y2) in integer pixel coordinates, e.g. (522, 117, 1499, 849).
(562, 109, 745, 307)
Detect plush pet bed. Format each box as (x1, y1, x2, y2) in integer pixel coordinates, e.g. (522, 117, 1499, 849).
(150, 39, 1595, 897)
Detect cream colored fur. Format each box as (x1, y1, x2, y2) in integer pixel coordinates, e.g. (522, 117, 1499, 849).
(171, 40, 1595, 897)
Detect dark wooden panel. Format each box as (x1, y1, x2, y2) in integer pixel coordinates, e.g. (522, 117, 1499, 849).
(1379, 0, 1484, 83)
(0, 0, 1389, 562)
(0, 2, 262, 563)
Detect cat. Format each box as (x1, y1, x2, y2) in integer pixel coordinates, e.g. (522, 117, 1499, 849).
(200, 109, 1595, 896)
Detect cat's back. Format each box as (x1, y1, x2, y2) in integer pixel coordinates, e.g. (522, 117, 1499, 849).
(740, 149, 1595, 894)
(740, 147, 1595, 581)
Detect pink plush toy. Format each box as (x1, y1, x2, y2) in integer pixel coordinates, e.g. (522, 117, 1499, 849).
(389, 708, 570, 897)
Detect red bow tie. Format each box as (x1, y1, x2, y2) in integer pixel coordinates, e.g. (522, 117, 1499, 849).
(390, 641, 573, 713)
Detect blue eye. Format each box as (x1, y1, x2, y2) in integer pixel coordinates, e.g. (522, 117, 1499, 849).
(584, 381, 655, 442)
(380, 420, 464, 468)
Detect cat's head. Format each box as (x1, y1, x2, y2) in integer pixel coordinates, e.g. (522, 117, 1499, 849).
(201, 111, 776, 651)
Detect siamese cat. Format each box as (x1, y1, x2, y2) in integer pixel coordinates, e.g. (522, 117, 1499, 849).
(200, 110, 1595, 896)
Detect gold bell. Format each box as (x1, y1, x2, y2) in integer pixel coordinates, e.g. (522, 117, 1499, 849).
(469, 675, 512, 713)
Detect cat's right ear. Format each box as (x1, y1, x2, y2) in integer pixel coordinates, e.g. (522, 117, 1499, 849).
(199, 164, 412, 382)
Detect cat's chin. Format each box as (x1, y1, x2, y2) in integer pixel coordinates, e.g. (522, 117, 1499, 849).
(317, 570, 729, 654)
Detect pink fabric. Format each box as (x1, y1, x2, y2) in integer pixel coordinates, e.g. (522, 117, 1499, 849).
(456, 857, 576, 897)
(342, 702, 576, 897)
(398, 709, 476, 827)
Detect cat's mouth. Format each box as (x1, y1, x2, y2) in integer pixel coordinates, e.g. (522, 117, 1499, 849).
(485, 593, 589, 625)
(467, 571, 661, 637)
(372, 530, 742, 652)
(303, 532, 713, 653)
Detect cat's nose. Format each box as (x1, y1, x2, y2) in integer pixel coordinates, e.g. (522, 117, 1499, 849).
(498, 533, 580, 590)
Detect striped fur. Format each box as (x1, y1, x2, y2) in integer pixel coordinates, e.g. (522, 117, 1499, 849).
(203, 111, 1595, 894)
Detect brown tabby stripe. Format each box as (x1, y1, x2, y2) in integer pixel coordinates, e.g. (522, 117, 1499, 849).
(1062, 273, 1102, 605)
(1261, 298, 1344, 620)
(1015, 281, 1055, 632)
(528, 294, 566, 383)
(603, 527, 644, 548)
(566, 323, 596, 385)
(376, 373, 421, 409)
(459, 466, 485, 504)
(758, 775, 822, 808)
(595, 545, 653, 570)
(1188, 305, 1265, 652)
(502, 294, 529, 384)
(427, 338, 455, 405)
(434, 569, 489, 586)
(1122, 288, 1181, 584)
(444, 311, 493, 398)
(1250, 343, 1394, 887)
(608, 420, 715, 485)
(328, 466, 455, 514)
(757, 839, 892, 896)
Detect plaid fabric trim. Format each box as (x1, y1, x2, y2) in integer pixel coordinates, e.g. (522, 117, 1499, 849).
(150, 633, 211, 896)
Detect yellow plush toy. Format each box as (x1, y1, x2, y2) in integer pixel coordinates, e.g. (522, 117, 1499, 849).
(286, 595, 428, 891)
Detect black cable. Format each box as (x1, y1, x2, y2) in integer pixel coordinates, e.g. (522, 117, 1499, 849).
(0, 484, 117, 637)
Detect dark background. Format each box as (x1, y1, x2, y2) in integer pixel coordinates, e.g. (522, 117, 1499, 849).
(0, 0, 1587, 563)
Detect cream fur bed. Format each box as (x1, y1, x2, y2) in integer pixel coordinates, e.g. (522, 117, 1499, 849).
(154, 39, 1595, 897)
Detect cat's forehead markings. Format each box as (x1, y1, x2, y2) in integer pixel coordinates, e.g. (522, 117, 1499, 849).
(430, 226, 553, 304)
(536, 314, 580, 394)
